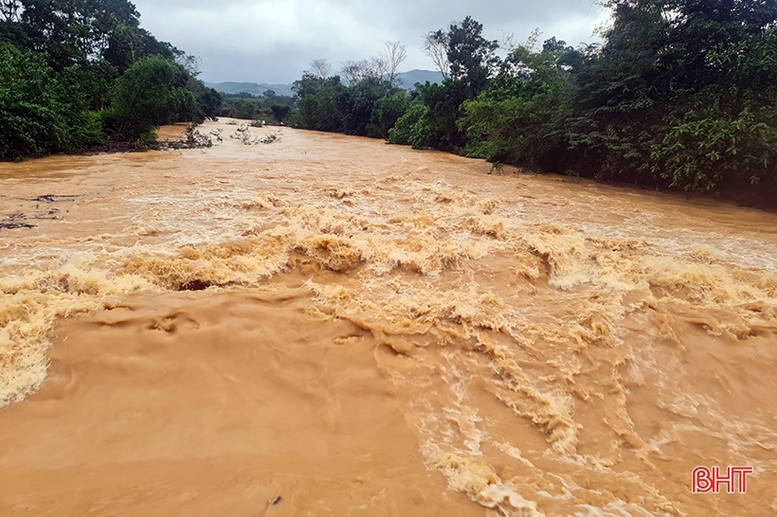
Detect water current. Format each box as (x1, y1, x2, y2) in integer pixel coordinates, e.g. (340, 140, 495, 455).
(1, 120, 777, 516)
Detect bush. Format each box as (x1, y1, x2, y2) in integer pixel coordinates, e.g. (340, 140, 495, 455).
(651, 104, 777, 191)
(411, 79, 469, 152)
(367, 91, 409, 139)
(387, 101, 428, 147)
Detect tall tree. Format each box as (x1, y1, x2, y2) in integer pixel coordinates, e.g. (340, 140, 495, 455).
(458, 38, 580, 169)
(569, 0, 777, 189)
(336, 76, 398, 135)
(446, 16, 499, 94)
(105, 54, 197, 141)
(292, 73, 347, 132)
(0, 41, 102, 159)
(20, 0, 140, 68)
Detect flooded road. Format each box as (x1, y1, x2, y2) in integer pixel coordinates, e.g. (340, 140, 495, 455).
(1, 120, 777, 516)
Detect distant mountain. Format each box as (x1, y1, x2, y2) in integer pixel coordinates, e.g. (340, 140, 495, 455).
(394, 69, 444, 89)
(205, 70, 444, 97)
(204, 82, 294, 97)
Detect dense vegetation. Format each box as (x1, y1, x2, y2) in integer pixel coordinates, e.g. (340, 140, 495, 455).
(4, 0, 775, 201)
(292, 0, 777, 197)
(218, 90, 294, 123)
(0, 0, 221, 159)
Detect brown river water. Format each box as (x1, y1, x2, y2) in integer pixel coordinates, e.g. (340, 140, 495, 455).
(1, 120, 777, 517)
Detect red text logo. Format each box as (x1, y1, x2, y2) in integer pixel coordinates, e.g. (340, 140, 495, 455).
(692, 466, 753, 494)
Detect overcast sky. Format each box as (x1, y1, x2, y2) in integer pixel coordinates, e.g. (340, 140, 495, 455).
(131, 0, 610, 84)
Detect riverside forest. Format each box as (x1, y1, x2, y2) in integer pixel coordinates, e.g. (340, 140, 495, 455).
(3, 2, 777, 516)
(2, 1, 777, 204)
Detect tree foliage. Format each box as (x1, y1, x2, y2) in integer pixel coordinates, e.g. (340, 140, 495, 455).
(337, 77, 399, 135)
(0, 0, 222, 159)
(288, 6, 777, 200)
(0, 41, 102, 159)
(368, 90, 408, 138)
(292, 74, 347, 132)
(218, 91, 291, 122)
(568, 0, 777, 189)
(446, 16, 499, 94)
(387, 101, 428, 147)
(460, 42, 577, 169)
(104, 55, 197, 141)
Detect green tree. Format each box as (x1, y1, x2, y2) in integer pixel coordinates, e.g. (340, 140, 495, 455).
(393, 17, 497, 152)
(105, 55, 197, 141)
(650, 0, 777, 189)
(387, 100, 428, 147)
(367, 90, 408, 139)
(336, 76, 399, 136)
(230, 97, 258, 119)
(196, 86, 222, 120)
(291, 74, 346, 132)
(406, 78, 470, 151)
(103, 23, 143, 72)
(567, 1, 668, 182)
(269, 102, 291, 123)
(0, 42, 102, 160)
(446, 16, 499, 95)
(459, 40, 578, 170)
(20, 0, 140, 69)
(0, 18, 28, 48)
(569, 0, 777, 190)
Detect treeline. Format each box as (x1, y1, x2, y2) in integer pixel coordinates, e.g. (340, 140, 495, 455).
(219, 90, 294, 123)
(290, 41, 410, 138)
(292, 0, 777, 195)
(0, 0, 222, 160)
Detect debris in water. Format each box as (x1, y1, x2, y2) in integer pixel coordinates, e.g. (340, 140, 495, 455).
(30, 194, 79, 203)
(0, 213, 37, 230)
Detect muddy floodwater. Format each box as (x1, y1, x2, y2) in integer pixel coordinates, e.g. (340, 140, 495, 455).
(1, 120, 777, 517)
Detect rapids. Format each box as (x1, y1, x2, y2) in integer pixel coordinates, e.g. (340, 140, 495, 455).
(1, 120, 776, 516)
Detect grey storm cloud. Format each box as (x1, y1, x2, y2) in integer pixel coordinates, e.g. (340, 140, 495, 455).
(131, 0, 609, 83)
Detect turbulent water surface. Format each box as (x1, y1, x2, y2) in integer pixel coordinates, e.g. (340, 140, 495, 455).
(1, 120, 777, 517)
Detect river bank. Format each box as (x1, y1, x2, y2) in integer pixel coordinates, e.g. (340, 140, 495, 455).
(2, 119, 776, 516)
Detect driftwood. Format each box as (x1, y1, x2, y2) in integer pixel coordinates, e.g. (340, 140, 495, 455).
(0, 194, 80, 232)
